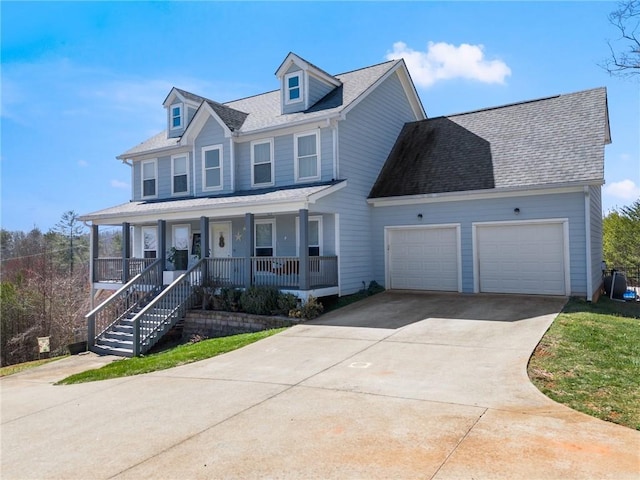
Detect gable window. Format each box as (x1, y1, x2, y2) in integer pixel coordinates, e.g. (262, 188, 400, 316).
(202, 145, 222, 191)
(251, 139, 274, 187)
(171, 104, 183, 129)
(254, 220, 275, 257)
(141, 160, 157, 198)
(172, 155, 189, 195)
(296, 216, 323, 256)
(141, 226, 157, 259)
(285, 72, 302, 105)
(295, 132, 320, 181)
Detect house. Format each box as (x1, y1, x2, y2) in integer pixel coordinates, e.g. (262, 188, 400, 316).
(81, 52, 609, 357)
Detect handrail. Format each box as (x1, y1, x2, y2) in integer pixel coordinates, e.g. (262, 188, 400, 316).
(132, 259, 206, 355)
(87, 259, 163, 347)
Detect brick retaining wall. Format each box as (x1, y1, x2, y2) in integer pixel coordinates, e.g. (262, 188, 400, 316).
(183, 310, 301, 340)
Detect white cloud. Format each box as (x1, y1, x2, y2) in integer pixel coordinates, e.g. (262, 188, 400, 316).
(77, 160, 89, 167)
(604, 179, 640, 201)
(110, 179, 129, 189)
(386, 41, 511, 88)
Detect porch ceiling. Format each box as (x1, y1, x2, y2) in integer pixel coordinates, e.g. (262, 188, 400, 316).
(80, 181, 346, 225)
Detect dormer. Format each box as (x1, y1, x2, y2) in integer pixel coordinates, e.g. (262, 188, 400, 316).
(275, 53, 342, 115)
(162, 88, 205, 138)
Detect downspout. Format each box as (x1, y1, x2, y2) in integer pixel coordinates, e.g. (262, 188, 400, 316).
(230, 134, 236, 192)
(192, 143, 197, 197)
(584, 186, 593, 301)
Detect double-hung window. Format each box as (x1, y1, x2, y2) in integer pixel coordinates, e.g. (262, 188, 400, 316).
(172, 155, 189, 195)
(170, 104, 183, 129)
(285, 72, 302, 104)
(141, 226, 157, 259)
(202, 145, 222, 191)
(251, 139, 274, 187)
(141, 160, 157, 198)
(295, 132, 320, 182)
(254, 220, 275, 257)
(296, 216, 322, 257)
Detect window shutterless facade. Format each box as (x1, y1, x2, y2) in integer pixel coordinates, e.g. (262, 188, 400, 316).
(296, 216, 323, 256)
(294, 131, 320, 181)
(170, 104, 183, 129)
(141, 160, 157, 198)
(284, 72, 302, 105)
(171, 154, 189, 195)
(254, 220, 275, 257)
(202, 145, 223, 191)
(251, 139, 274, 187)
(141, 226, 157, 259)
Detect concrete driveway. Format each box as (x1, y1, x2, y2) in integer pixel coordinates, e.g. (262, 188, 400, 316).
(1, 292, 638, 479)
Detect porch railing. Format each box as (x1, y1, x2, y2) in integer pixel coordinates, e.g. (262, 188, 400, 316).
(87, 259, 163, 347)
(93, 257, 157, 283)
(203, 257, 245, 287)
(251, 256, 338, 289)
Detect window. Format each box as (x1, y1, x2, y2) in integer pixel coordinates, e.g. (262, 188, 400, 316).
(202, 145, 222, 191)
(141, 160, 157, 198)
(295, 132, 320, 181)
(172, 155, 189, 195)
(285, 72, 302, 105)
(251, 139, 274, 187)
(142, 227, 157, 259)
(170, 104, 183, 129)
(254, 220, 275, 257)
(296, 216, 323, 256)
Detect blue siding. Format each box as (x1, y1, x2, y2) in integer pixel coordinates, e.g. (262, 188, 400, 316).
(370, 191, 589, 296)
(167, 102, 185, 138)
(589, 185, 604, 296)
(317, 70, 419, 295)
(194, 117, 232, 195)
(282, 65, 304, 115)
(308, 74, 334, 108)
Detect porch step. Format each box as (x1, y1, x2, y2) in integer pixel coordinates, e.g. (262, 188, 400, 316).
(90, 343, 134, 358)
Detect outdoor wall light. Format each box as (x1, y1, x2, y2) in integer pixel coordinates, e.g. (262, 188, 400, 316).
(417, 213, 423, 219)
(514, 208, 520, 215)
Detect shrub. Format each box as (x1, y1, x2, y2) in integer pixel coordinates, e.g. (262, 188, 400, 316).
(290, 295, 324, 320)
(367, 280, 384, 295)
(218, 287, 242, 312)
(277, 292, 299, 316)
(239, 286, 281, 315)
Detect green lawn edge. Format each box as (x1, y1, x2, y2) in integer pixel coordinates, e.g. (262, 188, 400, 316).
(0, 356, 68, 377)
(56, 328, 287, 385)
(528, 297, 640, 430)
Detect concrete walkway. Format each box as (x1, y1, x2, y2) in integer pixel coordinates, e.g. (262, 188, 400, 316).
(1, 292, 638, 479)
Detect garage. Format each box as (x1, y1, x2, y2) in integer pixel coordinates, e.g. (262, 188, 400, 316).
(475, 221, 567, 295)
(386, 225, 460, 291)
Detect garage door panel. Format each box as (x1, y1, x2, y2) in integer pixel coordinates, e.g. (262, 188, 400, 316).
(477, 223, 565, 295)
(388, 227, 458, 291)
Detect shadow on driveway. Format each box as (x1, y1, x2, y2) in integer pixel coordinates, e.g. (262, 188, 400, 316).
(310, 291, 568, 329)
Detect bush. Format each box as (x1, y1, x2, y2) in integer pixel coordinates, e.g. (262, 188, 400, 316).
(289, 295, 324, 320)
(217, 287, 242, 312)
(239, 286, 281, 315)
(277, 292, 299, 316)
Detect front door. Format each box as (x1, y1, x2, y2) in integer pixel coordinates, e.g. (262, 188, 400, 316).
(210, 222, 232, 258)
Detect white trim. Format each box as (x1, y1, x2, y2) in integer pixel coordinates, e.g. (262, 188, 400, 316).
(140, 159, 157, 199)
(294, 130, 321, 182)
(584, 186, 593, 301)
(201, 144, 223, 192)
(209, 221, 233, 258)
(335, 213, 341, 296)
(141, 226, 158, 259)
(170, 103, 183, 130)
(171, 153, 190, 196)
(332, 121, 338, 180)
(472, 218, 570, 295)
(230, 137, 235, 193)
(368, 184, 597, 207)
(295, 216, 324, 256)
(254, 219, 276, 256)
(250, 138, 275, 187)
(232, 120, 330, 144)
(181, 102, 233, 144)
(284, 71, 303, 106)
(171, 224, 191, 252)
(384, 224, 462, 293)
(275, 53, 341, 87)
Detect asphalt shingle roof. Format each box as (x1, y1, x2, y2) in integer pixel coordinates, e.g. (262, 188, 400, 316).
(369, 88, 609, 199)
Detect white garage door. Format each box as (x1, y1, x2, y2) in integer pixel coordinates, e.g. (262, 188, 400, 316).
(476, 222, 566, 295)
(387, 226, 459, 291)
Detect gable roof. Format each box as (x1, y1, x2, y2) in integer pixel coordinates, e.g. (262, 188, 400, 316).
(275, 52, 342, 88)
(369, 87, 609, 199)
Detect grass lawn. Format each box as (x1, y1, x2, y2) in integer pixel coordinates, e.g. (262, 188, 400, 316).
(57, 328, 286, 385)
(528, 296, 640, 430)
(0, 356, 67, 377)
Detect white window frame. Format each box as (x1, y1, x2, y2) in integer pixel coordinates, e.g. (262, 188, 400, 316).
(141, 159, 157, 199)
(172, 224, 191, 252)
(284, 71, 303, 105)
(294, 131, 321, 182)
(170, 103, 183, 130)
(141, 226, 158, 259)
(296, 216, 323, 256)
(171, 154, 189, 196)
(202, 145, 223, 192)
(254, 219, 276, 257)
(251, 138, 275, 187)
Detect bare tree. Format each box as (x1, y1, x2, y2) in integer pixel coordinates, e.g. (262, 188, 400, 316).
(603, 1, 640, 77)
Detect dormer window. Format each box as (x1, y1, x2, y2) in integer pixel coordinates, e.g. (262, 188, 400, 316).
(170, 104, 183, 129)
(285, 72, 303, 105)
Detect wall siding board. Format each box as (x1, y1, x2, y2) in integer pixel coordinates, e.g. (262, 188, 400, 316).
(370, 191, 588, 296)
(589, 185, 604, 294)
(308, 75, 333, 107)
(194, 117, 231, 195)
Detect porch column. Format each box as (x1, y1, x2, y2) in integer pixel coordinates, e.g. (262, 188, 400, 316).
(90, 224, 98, 284)
(200, 216, 210, 258)
(244, 213, 254, 288)
(299, 209, 310, 290)
(121, 222, 130, 283)
(157, 220, 167, 268)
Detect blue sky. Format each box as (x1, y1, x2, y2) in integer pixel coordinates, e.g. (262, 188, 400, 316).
(1, 1, 638, 232)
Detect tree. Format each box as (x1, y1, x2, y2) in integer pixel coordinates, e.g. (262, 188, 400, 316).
(603, 198, 640, 267)
(51, 211, 88, 275)
(603, 1, 640, 77)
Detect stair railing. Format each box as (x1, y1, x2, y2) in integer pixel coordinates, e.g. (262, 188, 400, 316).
(87, 259, 163, 349)
(132, 259, 206, 356)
